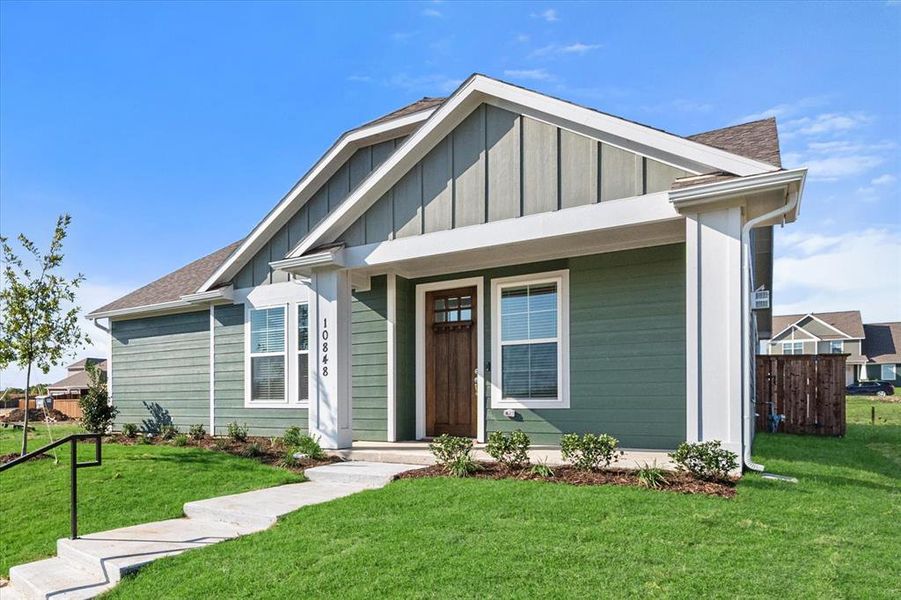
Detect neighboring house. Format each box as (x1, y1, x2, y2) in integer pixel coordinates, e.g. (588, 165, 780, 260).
(87, 74, 806, 467)
(46, 358, 107, 399)
(765, 311, 866, 384)
(861, 322, 901, 386)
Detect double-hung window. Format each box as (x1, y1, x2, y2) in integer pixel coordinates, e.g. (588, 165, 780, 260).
(491, 270, 569, 409)
(829, 340, 844, 354)
(297, 303, 309, 402)
(783, 341, 803, 355)
(249, 306, 286, 403)
(881, 364, 897, 381)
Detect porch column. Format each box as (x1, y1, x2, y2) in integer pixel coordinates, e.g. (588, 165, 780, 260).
(308, 267, 353, 449)
(685, 207, 743, 455)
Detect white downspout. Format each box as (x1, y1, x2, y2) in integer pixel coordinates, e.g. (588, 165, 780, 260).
(740, 186, 801, 472)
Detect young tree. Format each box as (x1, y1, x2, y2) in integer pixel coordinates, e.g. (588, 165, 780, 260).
(0, 214, 88, 455)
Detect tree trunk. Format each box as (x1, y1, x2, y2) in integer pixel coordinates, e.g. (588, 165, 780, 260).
(21, 363, 32, 456)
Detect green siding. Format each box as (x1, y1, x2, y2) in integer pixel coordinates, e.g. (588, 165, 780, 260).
(394, 276, 417, 440)
(213, 304, 307, 437)
(352, 276, 388, 441)
(402, 244, 686, 449)
(111, 311, 210, 432)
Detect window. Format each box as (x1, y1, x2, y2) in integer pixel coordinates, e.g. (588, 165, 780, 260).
(491, 271, 569, 409)
(434, 294, 473, 323)
(829, 340, 844, 354)
(249, 306, 286, 403)
(297, 303, 309, 401)
(782, 341, 803, 355)
(881, 364, 897, 381)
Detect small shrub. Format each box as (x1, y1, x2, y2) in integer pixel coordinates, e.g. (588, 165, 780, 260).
(530, 459, 555, 478)
(79, 364, 118, 433)
(669, 441, 738, 482)
(560, 432, 623, 471)
(279, 450, 299, 469)
(241, 442, 264, 458)
(139, 434, 153, 445)
(121, 423, 138, 438)
(486, 430, 531, 468)
(159, 424, 178, 440)
(282, 426, 304, 447)
(172, 434, 188, 447)
(188, 423, 206, 440)
(213, 438, 230, 451)
(429, 434, 477, 477)
(227, 421, 249, 442)
(636, 461, 667, 489)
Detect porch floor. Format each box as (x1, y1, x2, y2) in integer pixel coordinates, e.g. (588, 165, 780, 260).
(329, 441, 676, 470)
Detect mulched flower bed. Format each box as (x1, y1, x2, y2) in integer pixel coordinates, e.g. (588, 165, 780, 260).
(106, 434, 340, 474)
(0, 408, 73, 423)
(396, 461, 736, 498)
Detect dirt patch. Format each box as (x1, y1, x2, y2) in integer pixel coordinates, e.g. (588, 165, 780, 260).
(0, 408, 74, 423)
(107, 434, 339, 474)
(0, 452, 52, 466)
(396, 461, 736, 498)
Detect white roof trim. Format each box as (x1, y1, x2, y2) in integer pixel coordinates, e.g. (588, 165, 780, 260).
(286, 74, 783, 261)
(770, 312, 857, 342)
(196, 106, 437, 293)
(87, 286, 234, 320)
(669, 168, 807, 206)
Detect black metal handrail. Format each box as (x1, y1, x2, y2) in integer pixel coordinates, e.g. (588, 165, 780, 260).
(0, 433, 103, 539)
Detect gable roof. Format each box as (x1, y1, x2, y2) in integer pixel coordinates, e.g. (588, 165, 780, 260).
(863, 322, 901, 364)
(49, 359, 107, 391)
(67, 358, 106, 372)
(91, 75, 792, 316)
(89, 241, 241, 316)
(772, 311, 865, 340)
(688, 117, 781, 168)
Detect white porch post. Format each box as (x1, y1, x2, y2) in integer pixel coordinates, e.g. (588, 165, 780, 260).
(685, 207, 743, 455)
(308, 267, 353, 449)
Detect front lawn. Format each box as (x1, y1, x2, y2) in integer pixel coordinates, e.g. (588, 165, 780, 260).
(107, 397, 900, 599)
(0, 424, 301, 577)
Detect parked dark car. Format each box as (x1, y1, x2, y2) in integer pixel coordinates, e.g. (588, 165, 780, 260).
(846, 381, 895, 396)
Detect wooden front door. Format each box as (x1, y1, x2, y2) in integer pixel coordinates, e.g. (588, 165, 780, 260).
(425, 286, 478, 438)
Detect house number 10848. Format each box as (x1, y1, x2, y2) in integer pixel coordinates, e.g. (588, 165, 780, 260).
(321, 318, 329, 376)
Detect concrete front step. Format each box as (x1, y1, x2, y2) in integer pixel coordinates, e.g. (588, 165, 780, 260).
(55, 518, 258, 583)
(8, 557, 114, 600)
(304, 461, 423, 487)
(5, 462, 422, 600)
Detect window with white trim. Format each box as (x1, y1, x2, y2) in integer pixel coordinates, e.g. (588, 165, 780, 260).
(782, 341, 803, 355)
(492, 271, 569, 409)
(829, 340, 844, 354)
(249, 306, 286, 402)
(297, 303, 309, 402)
(881, 364, 897, 381)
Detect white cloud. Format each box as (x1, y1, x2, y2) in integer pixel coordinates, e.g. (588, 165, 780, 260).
(780, 112, 872, 139)
(773, 228, 901, 323)
(872, 174, 897, 186)
(515, 33, 530, 43)
(802, 155, 884, 180)
(0, 280, 135, 389)
(421, 8, 442, 17)
(736, 96, 828, 123)
(530, 42, 601, 58)
(531, 9, 559, 22)
(782, 138, 894, 180)
(503, 68, 553, 81)
(347, 74, 373, 83)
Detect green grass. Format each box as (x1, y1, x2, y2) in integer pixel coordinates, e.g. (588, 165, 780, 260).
(104, 397, 900, 599)
(0, 424, 301, 577)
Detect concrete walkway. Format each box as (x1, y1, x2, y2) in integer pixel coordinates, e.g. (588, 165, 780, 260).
(3, 461, 420, 600)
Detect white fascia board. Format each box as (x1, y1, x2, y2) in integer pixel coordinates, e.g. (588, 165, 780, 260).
(288, 74, 779, 260)
(341, 192, 679, 269)
(670, 168, 807, 210)
(196, 108, 436, 293)
(181, 285, 234, 304)
(87, 286, 234, 320)
(270, 247, 345, 275)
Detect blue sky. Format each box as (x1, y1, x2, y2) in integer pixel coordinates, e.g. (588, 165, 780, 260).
(1, 1, 899, 386)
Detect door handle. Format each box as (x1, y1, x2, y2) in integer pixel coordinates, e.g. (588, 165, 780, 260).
(473, 369, 480, 391)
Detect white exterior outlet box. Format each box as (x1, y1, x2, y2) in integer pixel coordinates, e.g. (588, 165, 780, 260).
(503, 408, 516, 419)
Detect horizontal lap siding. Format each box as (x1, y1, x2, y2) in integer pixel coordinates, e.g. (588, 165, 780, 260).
(111, 311, 209, 432)
(213, 304, 307, 437)
(352, 276, 388, 441)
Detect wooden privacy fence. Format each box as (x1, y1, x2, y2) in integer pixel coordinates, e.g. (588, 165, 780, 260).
(755, 354, 847, 436)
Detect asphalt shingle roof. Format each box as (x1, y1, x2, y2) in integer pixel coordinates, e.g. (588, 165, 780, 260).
(772, 311, 866, 339)
(863, 322, 901, 364)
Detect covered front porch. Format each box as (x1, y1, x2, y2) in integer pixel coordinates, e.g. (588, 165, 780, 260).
(327, 440, 676, 470)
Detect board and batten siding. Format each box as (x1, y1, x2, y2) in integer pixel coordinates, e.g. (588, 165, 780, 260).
(233, 136, 407, 289)
(111, 311, 210, 432)
(400, 244, 686, 448)
(337, 104, 691, 246)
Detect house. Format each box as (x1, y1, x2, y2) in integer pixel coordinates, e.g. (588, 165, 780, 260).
(46, 358, 108, 399)
(87, 74, 806, 469)
(765, 311, 866, 384)
(862, 322, 901, 386)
